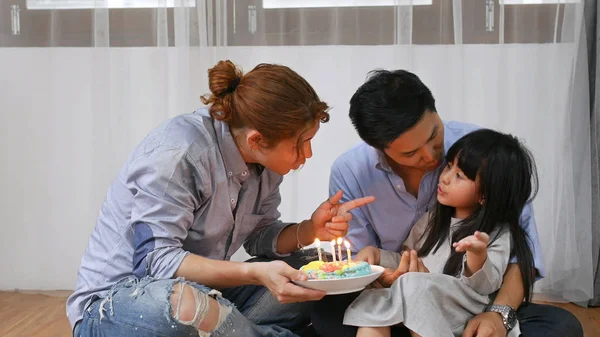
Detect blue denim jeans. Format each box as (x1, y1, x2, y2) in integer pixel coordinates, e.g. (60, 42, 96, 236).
(74, 250, 319, 337)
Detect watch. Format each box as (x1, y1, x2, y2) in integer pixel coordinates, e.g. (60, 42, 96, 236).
(485, 304, 518, 331)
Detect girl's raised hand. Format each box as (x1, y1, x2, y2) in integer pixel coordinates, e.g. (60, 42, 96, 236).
(452, 231, 490, 254)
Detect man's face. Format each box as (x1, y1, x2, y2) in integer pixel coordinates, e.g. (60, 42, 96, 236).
(383, 111, 445, 172)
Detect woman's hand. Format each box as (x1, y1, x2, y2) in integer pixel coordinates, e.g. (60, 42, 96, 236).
(374, 250, 429, 288)
(355, 246, 381, 265)
(250, 261, 326, 303)
(309, 190, 375, 241)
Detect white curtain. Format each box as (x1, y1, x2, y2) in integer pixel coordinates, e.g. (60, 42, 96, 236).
(0, 0, 594, 304)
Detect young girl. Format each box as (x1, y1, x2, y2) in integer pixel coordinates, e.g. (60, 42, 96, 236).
(343, 129, 538, 337)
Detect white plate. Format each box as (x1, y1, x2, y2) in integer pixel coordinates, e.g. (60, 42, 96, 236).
(292, 265, 385, 295)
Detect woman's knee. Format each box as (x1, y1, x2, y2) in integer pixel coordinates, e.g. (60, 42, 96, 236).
(169, 282, 232, 334)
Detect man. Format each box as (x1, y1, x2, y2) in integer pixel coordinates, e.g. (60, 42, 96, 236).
(311, 70, 583, 337)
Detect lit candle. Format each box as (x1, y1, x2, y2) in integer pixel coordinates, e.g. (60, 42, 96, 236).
(337, 237, 343, 263)
(314, 238, 322, 261)
(345, 240, 352, 263)
(330, 240, 337, 262)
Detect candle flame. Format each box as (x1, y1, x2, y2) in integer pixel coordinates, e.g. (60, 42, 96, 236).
(337, 237, 343, 244)
(344, 240, 350, 248)
(314, 238, 320, 245)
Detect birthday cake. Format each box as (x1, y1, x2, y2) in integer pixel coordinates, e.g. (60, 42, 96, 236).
(300, 260, 372, 280)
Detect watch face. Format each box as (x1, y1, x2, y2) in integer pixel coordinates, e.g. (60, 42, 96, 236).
(506, 309, 518, 328)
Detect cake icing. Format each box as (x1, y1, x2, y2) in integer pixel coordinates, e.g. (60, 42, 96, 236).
(300, 260, 371, 280)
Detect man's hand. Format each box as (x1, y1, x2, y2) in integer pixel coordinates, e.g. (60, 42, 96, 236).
(310, 190, 375, 241)
(462, 312, 507, 337)
(355, 246, 381, 265)
(374, 250, 429, 288)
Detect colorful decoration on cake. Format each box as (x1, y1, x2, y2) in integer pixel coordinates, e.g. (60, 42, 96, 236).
(300, 260, 371, 280)
(300, 238, 372, 280)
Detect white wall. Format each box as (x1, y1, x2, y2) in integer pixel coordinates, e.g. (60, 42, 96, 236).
(0, 45, 592, 302)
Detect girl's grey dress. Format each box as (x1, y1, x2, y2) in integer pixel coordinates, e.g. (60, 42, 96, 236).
(343, 213, 520, 337)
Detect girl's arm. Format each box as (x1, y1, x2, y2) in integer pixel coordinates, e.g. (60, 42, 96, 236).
(454, 229, 512, 296)
(454, 231, 490, 276)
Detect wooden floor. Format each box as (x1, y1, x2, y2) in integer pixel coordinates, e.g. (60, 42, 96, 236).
(0, 291, 599, 337)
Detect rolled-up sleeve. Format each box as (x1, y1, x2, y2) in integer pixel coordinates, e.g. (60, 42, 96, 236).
(243, 176, 292, 258)
(126, 147, 204, 279)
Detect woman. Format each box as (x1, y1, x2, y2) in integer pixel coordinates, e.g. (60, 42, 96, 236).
(67, 60, 374, 337)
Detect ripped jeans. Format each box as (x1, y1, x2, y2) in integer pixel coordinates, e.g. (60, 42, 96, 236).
(73, 250, 318, 337)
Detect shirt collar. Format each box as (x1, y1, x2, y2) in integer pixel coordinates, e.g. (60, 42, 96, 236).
(213, 118, 250, 178)
(374, 148, 394, 172)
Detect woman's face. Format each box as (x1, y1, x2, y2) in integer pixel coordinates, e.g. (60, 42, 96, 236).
(247, 122, 320, 175)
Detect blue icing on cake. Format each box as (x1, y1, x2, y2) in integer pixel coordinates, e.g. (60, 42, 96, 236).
(300, 260, 372, 280)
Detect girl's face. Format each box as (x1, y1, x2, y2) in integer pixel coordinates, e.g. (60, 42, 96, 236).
(437, 157, 482, 219)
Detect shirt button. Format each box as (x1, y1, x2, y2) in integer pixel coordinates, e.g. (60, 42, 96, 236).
(231, 198, 235, 204)
(242, 171, 247, 176)
(397, 185, 402, 189)
(228, 171, 233, 177)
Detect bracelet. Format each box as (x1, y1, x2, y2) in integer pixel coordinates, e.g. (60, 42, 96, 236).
(296, 222, 305, 249)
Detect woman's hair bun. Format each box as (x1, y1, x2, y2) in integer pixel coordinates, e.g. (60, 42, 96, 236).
(201, 60, 244, 122)
(207, 60, 243, 97)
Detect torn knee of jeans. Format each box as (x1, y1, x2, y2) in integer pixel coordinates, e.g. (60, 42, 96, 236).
(170, 282, 232, 334)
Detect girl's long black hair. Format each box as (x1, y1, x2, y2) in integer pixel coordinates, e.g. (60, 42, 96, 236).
(418, 128, 538, 302)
